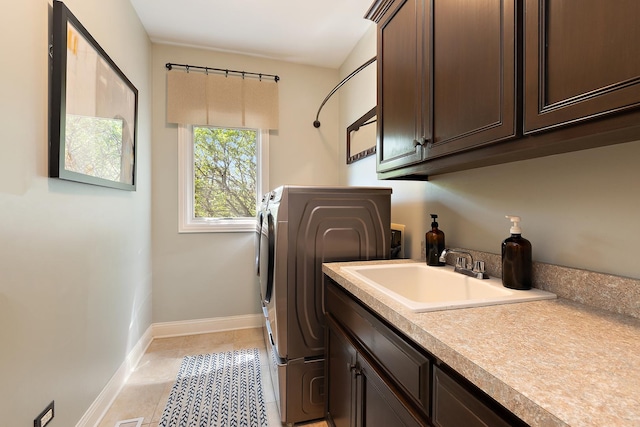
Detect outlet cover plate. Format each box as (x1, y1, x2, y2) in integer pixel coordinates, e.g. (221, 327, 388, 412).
(34, 401, 54, 427)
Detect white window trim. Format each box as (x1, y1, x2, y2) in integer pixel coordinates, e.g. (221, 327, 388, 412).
(178, 124, 269, 233)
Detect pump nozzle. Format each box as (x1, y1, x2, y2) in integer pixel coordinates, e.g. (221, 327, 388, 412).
(430, 213, 439, 228)
(506, 215, 522, 234)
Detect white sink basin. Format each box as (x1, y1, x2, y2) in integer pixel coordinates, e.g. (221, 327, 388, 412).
(342, 263, 556, 312)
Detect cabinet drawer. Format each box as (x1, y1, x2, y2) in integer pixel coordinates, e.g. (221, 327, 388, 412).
(326, 281, 431, 412)
(433, 365, 525, 427)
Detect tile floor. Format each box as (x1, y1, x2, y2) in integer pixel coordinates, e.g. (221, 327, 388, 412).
(97, 327, 327, 427)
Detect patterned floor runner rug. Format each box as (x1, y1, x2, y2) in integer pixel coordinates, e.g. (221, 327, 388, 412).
(159, 348, 268, 427)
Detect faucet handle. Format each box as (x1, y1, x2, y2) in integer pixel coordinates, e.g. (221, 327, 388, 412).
(472, 260, 485, 273)
(472, 260, 488, 279)
(456, 256, 467, 269)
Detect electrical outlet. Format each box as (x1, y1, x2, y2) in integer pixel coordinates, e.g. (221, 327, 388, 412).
(34, 401, 54, 427)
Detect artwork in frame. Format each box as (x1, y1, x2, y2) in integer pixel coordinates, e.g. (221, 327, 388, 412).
(50, 0, 138, 190)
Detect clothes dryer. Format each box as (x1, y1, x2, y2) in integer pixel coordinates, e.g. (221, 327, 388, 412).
(258, 185, 391, 425)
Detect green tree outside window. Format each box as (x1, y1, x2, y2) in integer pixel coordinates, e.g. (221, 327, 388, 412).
(193, 126, 257, 219)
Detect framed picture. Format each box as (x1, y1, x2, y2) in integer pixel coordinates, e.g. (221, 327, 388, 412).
(50, 0, 138, 190)
(347, 107, 376, 164)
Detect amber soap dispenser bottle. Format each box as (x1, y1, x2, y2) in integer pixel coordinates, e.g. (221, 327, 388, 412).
(426, 214, 445, 266)
(502, 215, 532, 289)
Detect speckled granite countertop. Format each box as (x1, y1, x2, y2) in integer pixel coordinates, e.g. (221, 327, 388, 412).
(323, 259, 640, 427)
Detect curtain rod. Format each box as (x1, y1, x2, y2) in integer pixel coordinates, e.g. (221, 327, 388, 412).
(165, 62, 280, 82)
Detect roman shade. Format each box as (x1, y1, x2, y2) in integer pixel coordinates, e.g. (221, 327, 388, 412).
(167, 71, 279, 130)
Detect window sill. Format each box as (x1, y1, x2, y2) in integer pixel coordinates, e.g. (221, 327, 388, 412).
(179, 218, 257, 233)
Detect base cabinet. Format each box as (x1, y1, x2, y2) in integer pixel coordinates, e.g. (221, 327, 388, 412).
(326, 316, 357, 427)
(325, 279, 528, 427)
(327, 317, 424, 427)
(432, 365, 519, 427)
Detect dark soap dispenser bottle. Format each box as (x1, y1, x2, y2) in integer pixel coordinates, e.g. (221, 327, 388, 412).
(502, 215, 532, 289)
(426, 214, 445, 266)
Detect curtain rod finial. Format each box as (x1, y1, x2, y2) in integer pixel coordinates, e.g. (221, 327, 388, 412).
(313, 120, 321, 128)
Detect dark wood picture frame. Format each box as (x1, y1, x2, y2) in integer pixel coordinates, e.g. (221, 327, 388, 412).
(50, 0, 138, 190)
(347, 107, 377, 164)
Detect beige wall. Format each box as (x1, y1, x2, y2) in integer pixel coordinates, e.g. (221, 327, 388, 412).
(151, 44, 342, 322)
(340, 26, 640, 280)
(0, 0, 152, 425)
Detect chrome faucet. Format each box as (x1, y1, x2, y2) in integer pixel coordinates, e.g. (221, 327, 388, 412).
(439, 248, 489, 279)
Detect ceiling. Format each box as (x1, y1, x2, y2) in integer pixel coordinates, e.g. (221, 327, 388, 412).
(129, 0, 375, 69)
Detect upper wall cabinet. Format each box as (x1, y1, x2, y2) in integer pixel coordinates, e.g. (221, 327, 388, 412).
(524, 0, 640, 133)
(368, 0, 640, 180)
(370, 0, 429, 173)
(368, 0, 518, 177)
(429, 0, 517, 159)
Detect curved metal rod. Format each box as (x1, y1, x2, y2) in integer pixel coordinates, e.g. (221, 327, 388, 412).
(313, 56, 376, 128)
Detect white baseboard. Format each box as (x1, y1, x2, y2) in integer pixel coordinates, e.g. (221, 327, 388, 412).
(76, 326, 153, 427)
(77, 314, 263, 427)
(152, 313, 263, 338)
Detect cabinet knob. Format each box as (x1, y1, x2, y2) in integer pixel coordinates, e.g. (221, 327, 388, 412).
(349, 363, 362, 377)
(414, 138, 432, 148)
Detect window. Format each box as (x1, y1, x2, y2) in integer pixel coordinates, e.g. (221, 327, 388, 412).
(178, 124, 268, 232)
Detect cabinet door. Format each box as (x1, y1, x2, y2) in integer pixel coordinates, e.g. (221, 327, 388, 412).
(432, 366, 526, 427)
(358, 353, 424, 427)
(429, 0, 517, 158)
(326, 317, 358, 427)
(524, 0, 640, 133)
(376, 0, 430, 173)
